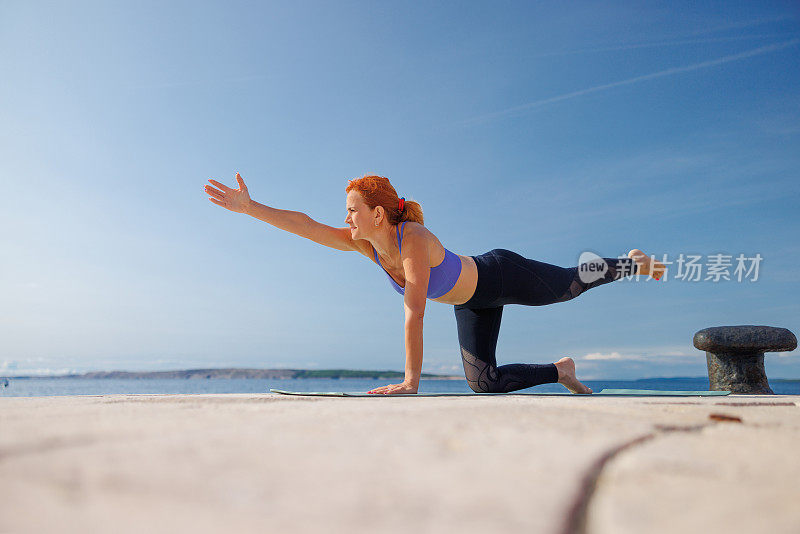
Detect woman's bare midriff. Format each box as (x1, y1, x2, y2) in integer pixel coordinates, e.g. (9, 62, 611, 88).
(431, 254, 478, 305)
(354, 223, 478, 306)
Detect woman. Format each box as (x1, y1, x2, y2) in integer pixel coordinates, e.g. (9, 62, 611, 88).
(204, 173, 664, 395)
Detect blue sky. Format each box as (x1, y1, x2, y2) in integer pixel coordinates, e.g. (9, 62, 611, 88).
(2, 1, 799, 379)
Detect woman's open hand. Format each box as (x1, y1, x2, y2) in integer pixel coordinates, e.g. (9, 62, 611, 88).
(367, 382, 418, 395)
(205, 172, 251, 214)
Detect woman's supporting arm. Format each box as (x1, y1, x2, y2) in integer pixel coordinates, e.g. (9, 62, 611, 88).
(368, 232, 430, 395)
(403, 314, 424, 389)
(401, 232, 430, 388)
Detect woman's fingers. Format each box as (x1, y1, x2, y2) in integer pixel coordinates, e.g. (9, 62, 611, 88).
(208, 179, 233, 192)
(206, 185, 225, 200)
(370, 383, 417, 395)
(205, 186, 225, 200)
(208, 197, 226, 208)
(235, 172, 248, 191)
(368, 385, 399, 394)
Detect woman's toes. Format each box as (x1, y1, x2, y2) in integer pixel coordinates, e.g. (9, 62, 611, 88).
(651, 259, 666, 280)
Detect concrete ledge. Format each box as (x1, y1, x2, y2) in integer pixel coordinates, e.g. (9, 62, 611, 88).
(1, 394, 798, 534)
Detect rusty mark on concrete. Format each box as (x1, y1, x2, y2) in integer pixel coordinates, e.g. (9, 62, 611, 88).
(709, 413, 743, 423)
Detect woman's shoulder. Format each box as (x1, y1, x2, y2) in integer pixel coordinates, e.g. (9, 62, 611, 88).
(350, 221, 434, 261)
(402, 221, 445, 261)
(400, 221, 435, 246)
(402, 220, 428, 237)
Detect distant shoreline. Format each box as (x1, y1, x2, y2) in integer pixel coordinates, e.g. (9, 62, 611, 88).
(2, 368, 465, 380)
(3, 370, 797, 382)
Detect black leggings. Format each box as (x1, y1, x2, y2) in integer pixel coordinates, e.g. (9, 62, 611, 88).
(454, 249, 638, 393)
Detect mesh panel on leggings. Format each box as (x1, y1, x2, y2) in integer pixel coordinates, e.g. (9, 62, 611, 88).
(555, 258, 638, 303)
(460, 347, 558, 393)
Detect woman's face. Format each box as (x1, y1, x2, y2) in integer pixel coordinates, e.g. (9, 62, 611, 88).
(345, 191, 375, 239)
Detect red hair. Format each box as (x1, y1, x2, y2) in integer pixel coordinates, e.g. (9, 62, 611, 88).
(346, 175, 424, 226)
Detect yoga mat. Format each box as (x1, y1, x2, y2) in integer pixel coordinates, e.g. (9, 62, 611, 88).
(270, 388, 731, 397)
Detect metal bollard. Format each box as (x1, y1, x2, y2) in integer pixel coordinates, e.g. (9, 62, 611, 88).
(693, 325, 797, 394)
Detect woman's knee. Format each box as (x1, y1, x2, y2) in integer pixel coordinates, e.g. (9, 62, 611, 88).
(461, 348, 497, 393)
(465, 375, 495, 393)
(466, 380, 484, 393)
(462, 355, 506, 393)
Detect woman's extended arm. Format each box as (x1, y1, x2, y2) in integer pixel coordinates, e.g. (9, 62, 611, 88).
(206, 173, 309, 236)
(205, 173, 357, 251)
(245, 200, 311, 237)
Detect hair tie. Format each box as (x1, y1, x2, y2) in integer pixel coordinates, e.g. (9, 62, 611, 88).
(398, 197, 405, 212)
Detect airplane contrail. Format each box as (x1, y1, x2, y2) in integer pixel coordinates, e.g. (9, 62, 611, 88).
(456, 39, 799, 127)
(532, 33, 798, 59)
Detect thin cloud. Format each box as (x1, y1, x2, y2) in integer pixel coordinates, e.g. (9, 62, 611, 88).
(582, 351, 629, 361)
(456, 39, 800, 127)
(577, 348, 695, 362)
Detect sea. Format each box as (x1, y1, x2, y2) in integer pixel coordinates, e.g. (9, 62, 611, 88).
(2, 377, 800, 397)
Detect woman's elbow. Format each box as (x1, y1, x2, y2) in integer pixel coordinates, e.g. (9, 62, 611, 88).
(405, 311, 425, 323)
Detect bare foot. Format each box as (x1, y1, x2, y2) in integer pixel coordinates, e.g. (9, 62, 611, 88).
(627, 249, 666, 280)
(554, 357, 593, 394)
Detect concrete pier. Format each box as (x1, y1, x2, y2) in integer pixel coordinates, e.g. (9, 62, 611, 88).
(1, 393, 798, 534)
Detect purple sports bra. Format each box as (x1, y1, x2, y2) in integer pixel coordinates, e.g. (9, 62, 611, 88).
(372, 221, 462, 299)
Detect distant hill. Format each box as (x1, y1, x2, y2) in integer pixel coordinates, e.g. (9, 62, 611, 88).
(7, 368, 463, 380)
